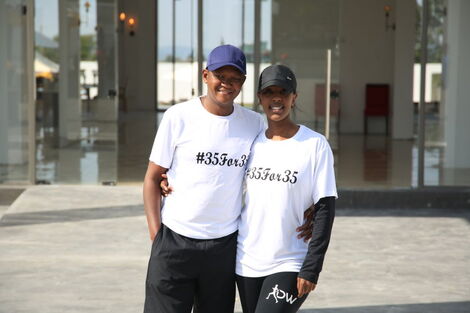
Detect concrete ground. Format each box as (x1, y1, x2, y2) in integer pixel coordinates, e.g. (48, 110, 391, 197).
(0, 185, 469, 313)
(0, 187, 24, 221)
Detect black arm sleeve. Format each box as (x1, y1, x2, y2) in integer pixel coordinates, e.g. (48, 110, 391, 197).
(298, 196, 335, 284)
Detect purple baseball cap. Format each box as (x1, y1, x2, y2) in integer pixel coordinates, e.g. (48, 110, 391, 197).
(206, 45, 246, 75)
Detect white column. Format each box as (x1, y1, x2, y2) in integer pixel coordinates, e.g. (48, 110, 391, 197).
(25, 0, 36, 183)
(0, 1, 30, 169)
(93, 0, 118, 122)
(392, 0, 415, 139)
(97, 0, 117, 99)
(444, 0, 470, 168)
(0, 1, 9, 165)
(58, 0, 81, 143)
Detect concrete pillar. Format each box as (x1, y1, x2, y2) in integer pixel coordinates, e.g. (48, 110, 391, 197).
(391, 0, 415, 139)
(444, 0, 470, 168)
(117, 0, 156, 111)
(58, 0, 81, 142)
(0, 1, 10, 165)
(97, 0, 117, 99)
(0, 1, 30, 171)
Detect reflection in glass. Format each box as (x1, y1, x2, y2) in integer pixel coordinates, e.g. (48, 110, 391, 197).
(158, 0, 198, 109)
(34, 0, 118, 184)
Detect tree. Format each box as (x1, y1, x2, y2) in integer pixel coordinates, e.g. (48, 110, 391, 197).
(415, 0, 445, 63)
(35, 34, 97, 62)
(81, 34, 97, 61)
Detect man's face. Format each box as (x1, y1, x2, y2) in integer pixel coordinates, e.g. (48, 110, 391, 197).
(203, 66, 246, 107)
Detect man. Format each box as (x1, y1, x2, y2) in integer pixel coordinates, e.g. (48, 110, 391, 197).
(143, 45, 264, 313)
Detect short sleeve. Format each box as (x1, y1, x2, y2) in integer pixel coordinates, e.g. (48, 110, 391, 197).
(258, 114, 267, 134)
(312, 138, 338, 205)
(149, 110, 177, 169)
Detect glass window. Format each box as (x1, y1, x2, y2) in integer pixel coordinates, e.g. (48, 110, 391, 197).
(34, 0, 118, 184)
(157, 0, 198, 109)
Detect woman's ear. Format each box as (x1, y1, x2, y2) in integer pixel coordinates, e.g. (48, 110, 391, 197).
(292, 93, 298, 107)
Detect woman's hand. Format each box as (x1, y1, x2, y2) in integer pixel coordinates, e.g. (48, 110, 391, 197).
(297, 277, 316, 298)
(160, 173, 173, 197)
(296, 206, 315, 242)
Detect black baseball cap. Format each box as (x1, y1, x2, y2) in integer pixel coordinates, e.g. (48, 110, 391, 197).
(258, 64, 297, 93)
(206, 45, 247, 75)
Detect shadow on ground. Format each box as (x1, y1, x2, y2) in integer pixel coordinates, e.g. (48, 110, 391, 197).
(298, 301, 470, 313)
(0, 188, 24, 205)
(0, 204, 143, 227)
(2, 206, 469, 227)
(337, 207, 470, 222)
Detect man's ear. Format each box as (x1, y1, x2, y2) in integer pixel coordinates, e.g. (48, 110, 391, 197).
(202, 69, 209, 83)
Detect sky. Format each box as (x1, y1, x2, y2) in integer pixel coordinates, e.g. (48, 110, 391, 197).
(35, 0, 97, 38)
(159, 0, 272, 53)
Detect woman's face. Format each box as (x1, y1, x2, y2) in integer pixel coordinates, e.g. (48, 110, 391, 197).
(258, 85, 297, 123)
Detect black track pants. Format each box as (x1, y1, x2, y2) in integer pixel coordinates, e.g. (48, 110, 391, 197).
(144, 224, 237, 313)
(236, 272, 308, 313)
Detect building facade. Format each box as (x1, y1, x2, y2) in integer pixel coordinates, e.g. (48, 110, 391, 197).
(1, 0, 469, 188)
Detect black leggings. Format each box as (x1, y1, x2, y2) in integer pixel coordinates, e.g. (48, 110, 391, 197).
(236, 272, 308, 313)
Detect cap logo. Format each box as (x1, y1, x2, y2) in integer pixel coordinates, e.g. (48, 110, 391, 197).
(286, 76, 292, 80)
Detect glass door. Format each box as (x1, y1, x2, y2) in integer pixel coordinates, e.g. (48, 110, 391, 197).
(270, 0, 340, 132)
(270, 0, 341, 172)
(34, 0, 118, 184)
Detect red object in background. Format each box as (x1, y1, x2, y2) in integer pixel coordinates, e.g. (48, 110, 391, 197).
(364, 84, 389, 135)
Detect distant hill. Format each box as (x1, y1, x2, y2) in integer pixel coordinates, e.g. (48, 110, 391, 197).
(158, 46, 202, 61)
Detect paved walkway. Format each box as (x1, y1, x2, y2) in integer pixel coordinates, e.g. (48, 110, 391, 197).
(0, 186, 469, 313)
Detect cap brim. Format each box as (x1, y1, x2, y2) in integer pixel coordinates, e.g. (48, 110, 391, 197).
(207, 62, 246, 75)
(259, 79, 295, 93)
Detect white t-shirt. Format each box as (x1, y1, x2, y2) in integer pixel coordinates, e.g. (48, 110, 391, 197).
(149, 97, 264, 239)
(236, 125, 337, 277)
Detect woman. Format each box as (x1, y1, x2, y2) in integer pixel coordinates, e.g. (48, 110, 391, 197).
(235, 64, 337, 313)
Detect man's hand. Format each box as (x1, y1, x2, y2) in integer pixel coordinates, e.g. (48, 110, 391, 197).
(160, 173, 173, 197)
(296, 205, 315, 242)
(143, 162, 168, 241)
(297, 277, 316, 298)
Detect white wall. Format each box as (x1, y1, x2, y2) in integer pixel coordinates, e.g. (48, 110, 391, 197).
(413, 63, 442, 103)
(339, 0, 396, 134)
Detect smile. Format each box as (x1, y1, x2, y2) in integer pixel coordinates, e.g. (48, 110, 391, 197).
(217, 88, 233, 94)
(269, 104, 284, 112)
